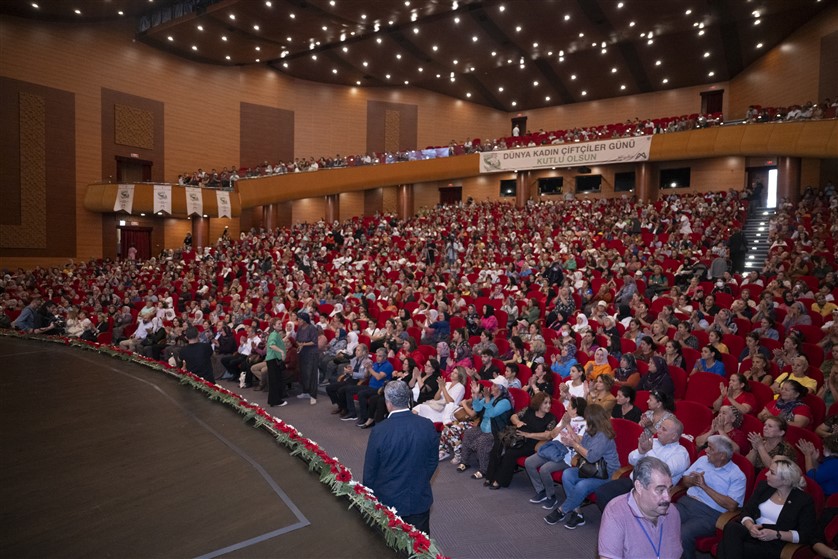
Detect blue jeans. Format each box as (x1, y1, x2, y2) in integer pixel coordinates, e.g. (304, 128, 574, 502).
(557, 467, 610, 514)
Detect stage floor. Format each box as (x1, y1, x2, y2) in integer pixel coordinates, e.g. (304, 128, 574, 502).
(0, 337, 392, 558)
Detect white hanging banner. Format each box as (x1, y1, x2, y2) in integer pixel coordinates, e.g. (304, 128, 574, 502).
(478, 136, 653, 173)
(114, 184, 135, 213)
(216, 190, 231, 218)
(185, 186, 203, 216)
(153, 184, 172, 215)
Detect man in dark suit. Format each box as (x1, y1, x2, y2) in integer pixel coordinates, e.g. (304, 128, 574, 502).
(363, 381, 439, 534)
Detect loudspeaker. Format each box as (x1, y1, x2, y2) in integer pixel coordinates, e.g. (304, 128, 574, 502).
(578, 166, 591, 174)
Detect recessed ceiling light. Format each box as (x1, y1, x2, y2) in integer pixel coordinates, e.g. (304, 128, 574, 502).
(579, 32, 584, 37)
(617, 2, 624, 7)
(473, 36, 478, 42)
(289, 13, 295, 18)
(754, 19, 761, 25)
(311, 54, 317, 60)
(432, 45, 438, 51)
(396, 54, 402, 59)
(611, 67, 617, 73)
(404, 1, 410, 6)
(515, 26, 522, 32)
(453, 59, 458, 64)
(756, 43, 763, 49)
(287, 36, 292, 42)
(581, 90, 587, 96)
(752, 10, 760, 17)
(498, 86, 504, 92)
(662, 78, 668, 83)
(685, 9, 691, 15)
(361, 14, 367, 19)
(491, 51, 497, 56)
(646, 39, 653, 45)
(74, 8, 81, 14)
(533, 80, 539, 86)
(533, 42, 539, 48)
(629, 21, 635, 27)
(571, 74, 577, 80)
(499, 5, 505, 12)
(31, 2, 38, 7)
(283, 62, 288, 68)
(167, 35, 174, 41)
(363, 61, 368, 66)
(191, 45, 198, 51)
(118, 10, 123, 15)
(225, 55, 231, 60)
(255, 46, 261, 51)
(404, 80, 409, 85)
(564, 14, 570, 21)
(255, 58, 260, 62)
(322, 26, 327, 31)
(454, 17, 460, 23)
(511, 101, 517, 106)
(254, 25, 260, 31)
(229, 13, 235, 20)
(698, 30, 705, 35)
(356, 81, 362, 86)
(620, 84, 626, 90)
(385, 74, 390, 79)
(466, 92, 472, 97)
(330, 0, 336, 5)
(332, 69, 338, 74)
(559, 57, 564, 62)
(708, 71, 715, 77)
(265, 1, 272, 6)
(704, 51, 710, 57)
(342, 46, 348, 52)
(376, 37, 382, 44)
(545, 96, 551, 101)
(221, 35, 227, 41)
(655, 59, 661, 65)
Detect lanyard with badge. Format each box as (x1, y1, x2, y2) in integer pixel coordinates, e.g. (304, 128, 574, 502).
(633, 514, 665, 559)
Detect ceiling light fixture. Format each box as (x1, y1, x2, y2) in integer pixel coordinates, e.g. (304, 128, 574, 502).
(698, 30, 705, 35)
(342, 46, 348, 52)
(511, 101, 517, 106)
(362, 61, 368, 66)
(361, 14, 367, 19)
(516, 25, 522, 32)
(685, 9, 691, 15)
(611, 67, 617, 73)
(167, 35, 174, 41)
(564, 14, 570, 21)
(221, 35, 227, 41)
(229, 13, 235, 20)
(265, 1, 272, 6)
(31, 2, 38, 7)
(255, 46, 261, 51)
(333, 69, 338, 74)
(533, 80, 539, 86)
(74, 8, 81, 14)
(466, 92, 472, 97)
(756, 42, 763, 49)
(571, 74, 577, 80)
(581, 90, 587, 96)
(377, 37, 382, 43)
(432, 45, 438, 51)
(253, 24, 260, 31)
(499, 5, 505, 12)
(191, 45, 198, 50)
(225, 55, 231, 60)
(385, 74, 390, 79)
(498, 86, 504, 92)
(620, 84, 626, 90)
(197, 25, 203, 31)
(662, 78, 668, 83)
(655, 59, 661, 65)
(708, 71, 715, 77)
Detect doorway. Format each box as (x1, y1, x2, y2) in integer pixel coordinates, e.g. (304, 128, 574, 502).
(438, 186, 462, 206)
(116, 156, 152, 183)
(119, 226, 152, 260)
(700, 90, 724, 115)
(511, 116, 527, 137)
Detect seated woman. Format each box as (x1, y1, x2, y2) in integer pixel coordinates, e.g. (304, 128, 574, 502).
(525, 397, 588, 509)
(550, 342, 578, 379)
(587, 374, 617, 413)
(622, 318, 644, 345)
(708, 329, 729, 354)
(526, 361, 554, 398)
(758, 379, 812, 429)
(414, 365, 467, 425)
(543, 404, 621, 529)
(639, 390, 676, 436)
(633, 335, 657, 363)
(407, 357, 441, 405)
(558, 364, 589, 410)
(457, 377, 514, 479)
(479, 304, 499, 337)
(503, 362, 522, 389)
(637, 355, 675, 397)
(360, 357, 417, 429)
(485, 392, 557, 490)
(611, 385, 642, 423)
(690, 344, 726, 377)
(578, 330, 598, 357)
(771, 355, 818, 396)
(649, 320, 670, 348)
(584, 347, 613, 381)
(747, 416, 798, 473)
(718, 456, 816, 559)
(797, 434, 838, 498)
(742, 353, 774, 386)
(663, 340, 685, 370)
(612, 353, 640, 389)
(713, 373, 758, 416)
(696, 405, 750, 455)
(739, 331, 773, 363)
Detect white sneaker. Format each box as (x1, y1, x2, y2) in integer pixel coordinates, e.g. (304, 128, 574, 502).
(310, 397, 317, 405)
(297, 393, 310, 399)
(439, 451, 451, 462)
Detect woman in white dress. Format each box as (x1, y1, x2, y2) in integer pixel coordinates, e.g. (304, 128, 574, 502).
(414, 366, 468, 424)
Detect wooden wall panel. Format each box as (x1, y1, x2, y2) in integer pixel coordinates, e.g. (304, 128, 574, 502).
(101, 89, 164, 182)
(164, 218, 192, 251)
(800, 159, 822, 190)
(339, 191, 365, 220)
(291, 198, 325, 225)
(240, 102, 294, 169)
(729, 6, 838, 119)
(820, 31, 838, 101)
(208, 218, 239, 245)
(382, 187, 398, 215)
(366, 101, 418, 153)
(364, 189, 383, 216)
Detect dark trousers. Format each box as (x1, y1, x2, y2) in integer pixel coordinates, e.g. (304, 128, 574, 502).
(326, 379, 355, 408)
(355, 387, 380, 422)
(221, 353, 248, 377)
(267, 359, 287, 406)
(486, 442, 537, 487)
(341, 384, 368, 417)
(402, 510, 430, 535)
(594, 477, 633, 512)
(369, 393, 388, 424)
(718, 519, 784, 559)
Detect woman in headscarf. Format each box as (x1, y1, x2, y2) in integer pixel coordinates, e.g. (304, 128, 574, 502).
(571, 313, 589, 334)
(436, 341, 450, 371)
(583, 347, 612, 381)
(637, 355, 675, 397)
(550, 342, 578, 379)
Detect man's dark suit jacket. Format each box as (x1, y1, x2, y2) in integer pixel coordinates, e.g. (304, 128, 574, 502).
(363, 409, 439, 517)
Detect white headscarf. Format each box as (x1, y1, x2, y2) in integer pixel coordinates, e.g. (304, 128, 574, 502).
(343, 331, 359, 355)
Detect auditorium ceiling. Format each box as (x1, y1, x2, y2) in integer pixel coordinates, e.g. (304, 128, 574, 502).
(3, 0, 830, 111)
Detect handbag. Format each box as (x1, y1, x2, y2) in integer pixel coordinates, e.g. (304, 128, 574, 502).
(498, 425, 525, 449)
(577, 457, 608, 479)
(424, 399, 446, 412)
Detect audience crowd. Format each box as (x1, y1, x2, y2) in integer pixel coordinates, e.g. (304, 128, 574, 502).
(3, 183, 838, 558)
